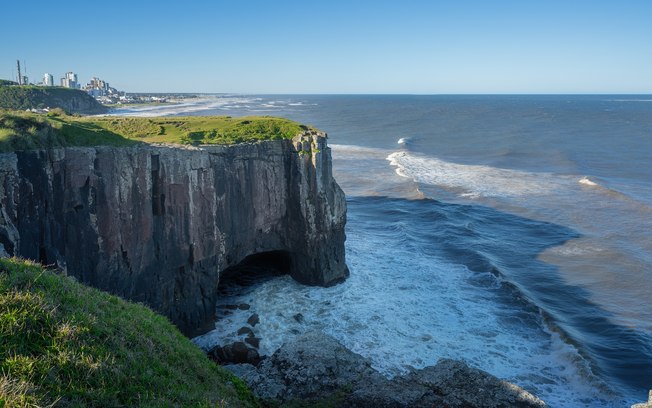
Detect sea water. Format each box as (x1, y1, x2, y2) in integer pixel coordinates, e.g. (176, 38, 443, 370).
(115, 95, 652, 407)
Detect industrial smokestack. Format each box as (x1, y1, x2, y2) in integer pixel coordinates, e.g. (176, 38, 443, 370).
(16, 60, 22, 85)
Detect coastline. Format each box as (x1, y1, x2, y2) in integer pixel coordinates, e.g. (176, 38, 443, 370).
(223, 331, 547, 407)
(149, 94, 652, 406)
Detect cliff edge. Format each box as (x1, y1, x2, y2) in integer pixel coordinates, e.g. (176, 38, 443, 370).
(0, 131, 348, 335)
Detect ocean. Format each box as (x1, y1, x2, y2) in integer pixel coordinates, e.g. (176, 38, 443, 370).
(113, 95, 652, 407)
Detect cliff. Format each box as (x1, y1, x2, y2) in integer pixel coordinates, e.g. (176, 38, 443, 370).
(0, 85, 108, 114)
(0, 131, 348, 335)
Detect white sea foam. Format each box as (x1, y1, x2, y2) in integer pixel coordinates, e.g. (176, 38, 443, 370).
(106, 96, 278, 117)
(606, 99, 652, 102)
(544, 239, 607, 257)
(193, 213, 618, 407)
(577, 176, 652, 208)
(386, 151, 574, 198)
(330, 144, 393, 157)
(579, 176, 599, 186)
(106, 96, 316, 117)
(329, 144, 422, 198)
(397, 137, 409, 145)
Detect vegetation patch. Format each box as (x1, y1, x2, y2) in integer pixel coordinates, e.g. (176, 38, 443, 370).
(0, 258, 259, 407)
(0, 110, 311, 152)
(91, 115, 308, 145)
(0, 85, 107, 114)
(0, 111, 68, 152)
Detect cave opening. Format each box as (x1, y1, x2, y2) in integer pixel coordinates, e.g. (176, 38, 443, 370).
(217, 250, 293, 297)
(201, 250, 295, 365)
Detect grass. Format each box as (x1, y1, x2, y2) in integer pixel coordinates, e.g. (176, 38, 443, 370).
(85, 116, 309, 145)
(0, 85, 107, 114)
(0, 258, 260, 407)
(0, 110, 311, 152)
(0, 111, 70, 152)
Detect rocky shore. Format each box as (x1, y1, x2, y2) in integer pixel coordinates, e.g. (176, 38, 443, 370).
(218, 331, 547, 407)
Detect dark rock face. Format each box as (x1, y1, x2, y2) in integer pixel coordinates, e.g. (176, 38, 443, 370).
(247, 314, 260, 327)
(0, 132, 348, 336)
(208, 342, 262, 366)
(227, 331, 547, 408)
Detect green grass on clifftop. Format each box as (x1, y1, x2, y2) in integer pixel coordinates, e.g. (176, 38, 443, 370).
(0, 110, 310, 152)
(0, 258, 259, 407)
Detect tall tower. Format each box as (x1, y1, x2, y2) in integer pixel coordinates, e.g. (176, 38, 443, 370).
(43, 73, 54, 86)
(16, 60, 22, 85)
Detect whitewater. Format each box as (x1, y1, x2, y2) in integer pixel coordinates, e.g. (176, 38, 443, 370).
(114, 94, 652, 407)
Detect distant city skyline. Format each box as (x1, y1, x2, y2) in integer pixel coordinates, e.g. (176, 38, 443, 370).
(2, 0, 651, 94)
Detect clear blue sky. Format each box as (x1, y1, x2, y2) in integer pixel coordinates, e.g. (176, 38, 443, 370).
(2, 0, 651, 93)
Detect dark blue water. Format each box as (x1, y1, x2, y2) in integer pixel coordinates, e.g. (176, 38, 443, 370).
(115, 95, 652, 406)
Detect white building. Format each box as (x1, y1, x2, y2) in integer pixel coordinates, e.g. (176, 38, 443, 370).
(60, 72, 79, 89)
(43, 73, 54, 86)
(84, 76, 119, 98)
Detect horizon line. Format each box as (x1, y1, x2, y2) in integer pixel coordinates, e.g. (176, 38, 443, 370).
(121, 92, 652, 96)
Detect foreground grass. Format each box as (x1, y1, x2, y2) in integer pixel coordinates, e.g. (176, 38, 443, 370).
(0, 110, 310, 152)
(0, 258, 259, 407)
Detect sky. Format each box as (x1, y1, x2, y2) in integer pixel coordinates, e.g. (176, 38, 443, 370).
(1, 0, 651, 94)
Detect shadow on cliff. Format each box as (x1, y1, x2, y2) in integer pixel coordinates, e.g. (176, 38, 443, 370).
(50, 118, 141, 147)
(218, 251, 292, 296)
(346, 195, 652, 399)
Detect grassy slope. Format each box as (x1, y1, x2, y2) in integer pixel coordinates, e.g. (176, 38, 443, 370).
(0, 110, 310, 152)
(0, 85, 107, 114)
(0, 258, 259, 407)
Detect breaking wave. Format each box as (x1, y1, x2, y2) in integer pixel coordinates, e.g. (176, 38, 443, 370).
(386, 150, 574, 198)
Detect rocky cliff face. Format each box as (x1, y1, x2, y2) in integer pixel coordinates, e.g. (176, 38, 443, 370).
(0, 132, 348, 335)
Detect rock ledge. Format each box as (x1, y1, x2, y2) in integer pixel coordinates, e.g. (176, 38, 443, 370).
(225, 331, 547, 407)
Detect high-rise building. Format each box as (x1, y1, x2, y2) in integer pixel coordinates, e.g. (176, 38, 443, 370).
(88, 77, 109, 91)
(84, 76, 117, 97)
(43, 73, 54, 86)
(60, 72, 78, 89)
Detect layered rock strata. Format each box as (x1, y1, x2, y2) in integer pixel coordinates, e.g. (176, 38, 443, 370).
(0, 132, 348, 335)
